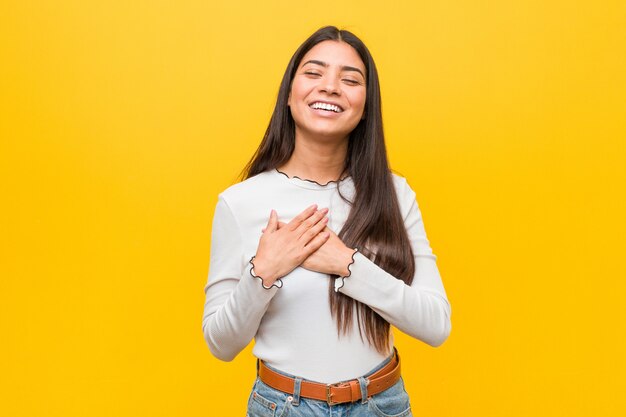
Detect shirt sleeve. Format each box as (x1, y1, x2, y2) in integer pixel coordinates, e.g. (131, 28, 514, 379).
(201, 195, 280, 361)
(333, 179, 452, 347)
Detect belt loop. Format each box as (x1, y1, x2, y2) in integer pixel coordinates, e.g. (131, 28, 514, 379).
(292, 377, 303, 406)
(357, 376, 369, 404)
(256, 359, 259, 376)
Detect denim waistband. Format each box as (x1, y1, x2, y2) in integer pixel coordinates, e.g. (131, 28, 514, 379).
(256, 346, 398, 384)
(255, 347, 399, 406)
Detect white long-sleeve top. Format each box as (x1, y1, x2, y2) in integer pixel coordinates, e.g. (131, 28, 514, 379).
(202, 168, 451, 383)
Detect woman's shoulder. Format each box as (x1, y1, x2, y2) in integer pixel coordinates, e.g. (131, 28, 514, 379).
(390, 171, 415, 198)
(390, 171, 420, 219)
(217, 170, 277, 205)
(390, 171, 407, 186)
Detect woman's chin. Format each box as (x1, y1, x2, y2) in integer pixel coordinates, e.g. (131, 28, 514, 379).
(302, 130, 350, 142)
(297, 123, 357, 141)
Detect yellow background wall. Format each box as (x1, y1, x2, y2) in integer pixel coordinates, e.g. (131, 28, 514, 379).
(1, 1, 624, 416)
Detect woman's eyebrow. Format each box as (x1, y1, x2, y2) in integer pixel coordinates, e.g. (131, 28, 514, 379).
(302, 59, 365, 78)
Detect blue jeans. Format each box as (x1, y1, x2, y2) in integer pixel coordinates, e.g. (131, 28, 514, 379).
(246, 351, 413, 417)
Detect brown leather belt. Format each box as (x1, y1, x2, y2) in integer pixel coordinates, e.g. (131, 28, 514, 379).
(257, 349, 402, 405)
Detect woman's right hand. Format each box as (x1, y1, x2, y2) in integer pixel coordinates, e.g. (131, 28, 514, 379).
(252, 204, 330, 287)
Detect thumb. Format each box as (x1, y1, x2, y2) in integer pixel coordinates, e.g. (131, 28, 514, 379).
(264, 209, 278, 233)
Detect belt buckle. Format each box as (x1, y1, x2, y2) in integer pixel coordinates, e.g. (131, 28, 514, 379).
(325, 382, 341, 405)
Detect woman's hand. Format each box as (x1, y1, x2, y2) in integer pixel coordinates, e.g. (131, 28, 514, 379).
(272, 219, 357, 277)
(300, 226, 357, 276)
(252, 205, 330, 287)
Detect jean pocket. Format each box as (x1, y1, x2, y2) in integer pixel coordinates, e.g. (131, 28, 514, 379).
(367, 377, 412, 417)
(247, 388, 277, 417)
(247, 378, 292, 417)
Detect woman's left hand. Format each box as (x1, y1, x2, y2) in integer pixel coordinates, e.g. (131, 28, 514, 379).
(267, 221, 356, 276)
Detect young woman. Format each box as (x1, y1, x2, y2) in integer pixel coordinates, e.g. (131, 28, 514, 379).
(202, 26, 451, 417)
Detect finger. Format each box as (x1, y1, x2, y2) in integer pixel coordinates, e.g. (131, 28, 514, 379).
(265, 209, 278, 233)
(286, 204, 318, 230)
(295, 208, 328, 236)
(323, 225, 337, 236)
(299, 215, 329, 244)
(264, 220, 287, 233)
(303, 231, 330, 255)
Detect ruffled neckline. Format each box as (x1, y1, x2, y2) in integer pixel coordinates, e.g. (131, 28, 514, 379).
(274, 168, 351, 190)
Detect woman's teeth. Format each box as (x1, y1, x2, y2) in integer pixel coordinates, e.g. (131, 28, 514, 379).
(309, 102, 342, 113)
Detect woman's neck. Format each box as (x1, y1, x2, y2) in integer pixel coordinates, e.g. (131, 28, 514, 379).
(278, 134, 349, 183)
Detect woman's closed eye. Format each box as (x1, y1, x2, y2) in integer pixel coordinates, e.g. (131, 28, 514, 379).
(304, 72, 361, 85)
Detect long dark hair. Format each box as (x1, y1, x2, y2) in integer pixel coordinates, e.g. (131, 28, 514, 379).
(240, 26, 415, 355)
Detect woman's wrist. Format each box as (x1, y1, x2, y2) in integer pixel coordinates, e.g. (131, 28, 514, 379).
(335, 246, 358, 276)
(249, 255, 280, 287)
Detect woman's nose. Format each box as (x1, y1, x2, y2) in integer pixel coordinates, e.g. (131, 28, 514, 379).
(319, 74, 341, 95)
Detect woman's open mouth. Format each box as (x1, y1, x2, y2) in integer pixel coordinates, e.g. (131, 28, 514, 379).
(308, 101, 344, 116)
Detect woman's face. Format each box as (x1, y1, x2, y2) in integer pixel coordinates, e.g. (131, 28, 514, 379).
(288, 40, 367, 142)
